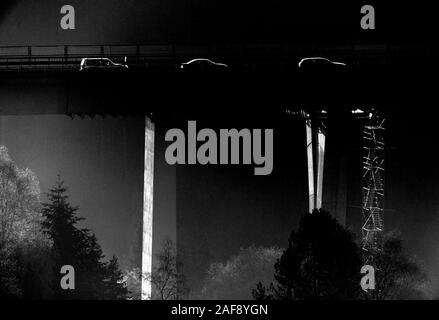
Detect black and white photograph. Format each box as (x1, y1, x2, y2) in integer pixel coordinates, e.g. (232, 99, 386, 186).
(0, 1, 438, 317)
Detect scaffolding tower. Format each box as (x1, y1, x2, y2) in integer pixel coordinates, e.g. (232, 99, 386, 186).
(361, 110, 385, 258)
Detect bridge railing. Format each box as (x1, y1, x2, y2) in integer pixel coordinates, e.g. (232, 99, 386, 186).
(0, 44, 174, 70)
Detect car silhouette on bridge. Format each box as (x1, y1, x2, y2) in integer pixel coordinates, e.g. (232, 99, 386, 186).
(298, 57, 346, 70)
(180, 58, 229, 71)
(79, 57, 128, 71)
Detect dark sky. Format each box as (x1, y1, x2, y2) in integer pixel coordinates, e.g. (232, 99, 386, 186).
(1, 0, 437, 46)
(0, 0, 341, 45)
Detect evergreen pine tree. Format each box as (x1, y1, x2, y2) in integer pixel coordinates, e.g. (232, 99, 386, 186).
(253, 209, 363, 300)
(102, 256, 129, 300)
(41, 178, 127, 299)
(41, 178, 84, 298)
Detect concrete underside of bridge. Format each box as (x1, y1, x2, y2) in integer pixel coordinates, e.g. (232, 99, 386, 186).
(0, 61, 435, 117)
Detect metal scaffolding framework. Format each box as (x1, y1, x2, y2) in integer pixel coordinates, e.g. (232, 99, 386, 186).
(361, 111, 385, 256)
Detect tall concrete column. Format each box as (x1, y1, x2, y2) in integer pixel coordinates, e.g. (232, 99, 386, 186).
(142, 117, 155, 300)
(306, 117, 326, 213)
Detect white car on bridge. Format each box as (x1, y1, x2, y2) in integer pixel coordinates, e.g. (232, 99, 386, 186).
(180, 58, 229, 71)
(79, 57, 128, 71)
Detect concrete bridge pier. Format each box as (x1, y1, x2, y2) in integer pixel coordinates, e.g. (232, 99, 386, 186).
(142, 116, 155, 300)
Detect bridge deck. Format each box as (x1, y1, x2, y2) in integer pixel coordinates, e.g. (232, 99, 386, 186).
(0, 43, 436, 118)
(0, 43, 436, 71)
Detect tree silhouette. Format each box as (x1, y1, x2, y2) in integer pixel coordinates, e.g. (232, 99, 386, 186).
(140, 238, 188, 300)
(0, 145, 51, 299)
(42, 178, 128, 300)
(102, 256, 129, 300)
(253, 209, 363, 300)
(0, 244, 21, 298)
(369, 233, 429, 300)
(199, 246, 281, 299)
